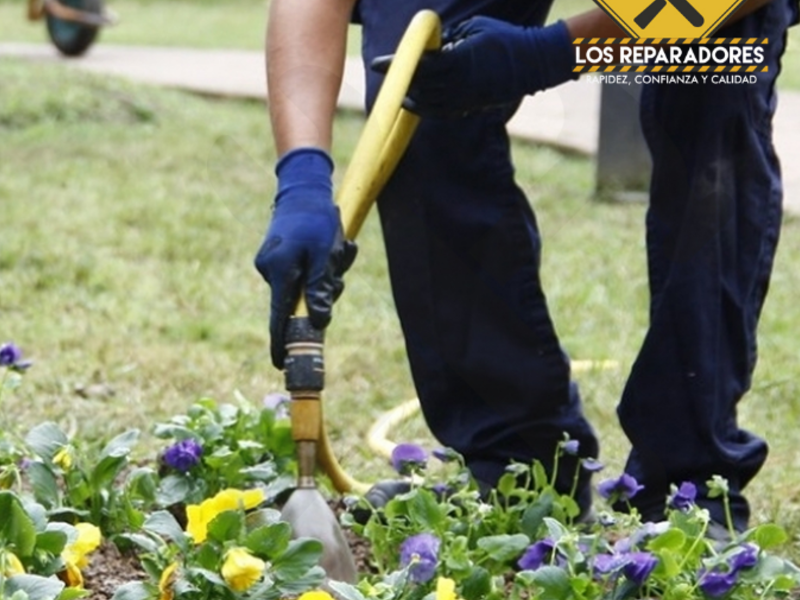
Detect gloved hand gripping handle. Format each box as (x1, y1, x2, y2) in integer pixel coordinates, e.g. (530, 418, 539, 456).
(285, 10, 442, 494)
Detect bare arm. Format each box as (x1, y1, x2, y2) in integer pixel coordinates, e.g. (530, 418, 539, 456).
(564, 0, 774, 38)
(266, 0, 357, 156)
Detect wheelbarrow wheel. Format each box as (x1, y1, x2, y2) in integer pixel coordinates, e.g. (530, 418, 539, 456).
(45, 0, 102, 57)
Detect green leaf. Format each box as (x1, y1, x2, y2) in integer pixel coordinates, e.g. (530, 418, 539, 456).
(520, 494, 553, 539)
(753, 523, 788, 550)
(240, 463, 277, 481)
(207, 509, 244, 544)
(648, 528, 686, 552)
(24, 423, 68, 460)
(443, 536, 471, 574)
(0, 491, 37, 556)
(274, 565, 326, 595)
(245, 508, 283, 530)
(5, 574, 65, 600)
(651, 550, 681, 579)
(21, 500, 48, 532)
(476, 534, 530, 563)
(156, 475, 192, 506)
(116, 533, 161, 554)
(152, 424, 196, 440)
(99, 430, 140, 460)
(327, 580, 368, 600)
(532, 461, 549, 490)
(461, 566, 492, 600)
(272, 538, 323, 581)
(772, 574, 800, 592)
(35, 529, 68, 555)
(124, 468, 158, 503)
(497, 473, 517, 498)
(188, 566, 227, 587)
(142, 510, 188, 546)
(195, 543, 221, 571)
(57, 587, 90, 600)
(25, 462, 60, 508)
(408, 489, 445, 529)
(529, 566, 572, 600)
(90, 454, 129, 492)
(543, 517, 569, 543)
(245, 522, 292, 557)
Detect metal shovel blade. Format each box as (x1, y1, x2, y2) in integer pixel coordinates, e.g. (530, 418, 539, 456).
(280, 487, 357, 583)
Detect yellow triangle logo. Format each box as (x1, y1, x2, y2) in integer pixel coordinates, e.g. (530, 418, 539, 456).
(593, 0, 747, 38)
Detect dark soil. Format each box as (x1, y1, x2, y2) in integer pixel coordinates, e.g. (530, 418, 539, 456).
(80, 500, 372, 599)
(82, 541, 148, 600)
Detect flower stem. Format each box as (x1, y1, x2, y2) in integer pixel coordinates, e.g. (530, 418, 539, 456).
(550, 449, 561, 489)
(722, 492, 736, 539)
(569, 460, 582, 500)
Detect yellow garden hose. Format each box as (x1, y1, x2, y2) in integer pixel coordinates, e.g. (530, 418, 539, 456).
(363, 360, 621, 462)
(313, 10, 442, 495)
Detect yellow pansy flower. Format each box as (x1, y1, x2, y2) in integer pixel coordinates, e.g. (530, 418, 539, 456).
(60, 522, 102, 588)
(436, 577, 463, 600)
(62, 561, 84, 588)
(297, 591, 335, 600)
(159, 562, 179, 600)
(1, 551, 25, 577)
(53, 446, 73, 469)
(220, 547, 265, 592)
(186, 488, 265, 544)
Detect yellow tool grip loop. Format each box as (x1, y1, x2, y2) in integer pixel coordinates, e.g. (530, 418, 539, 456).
(316, 10, 441, 494)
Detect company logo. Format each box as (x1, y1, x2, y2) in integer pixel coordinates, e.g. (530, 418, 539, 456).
(594, 0, 746, 38)
(571, 0, 769, 79)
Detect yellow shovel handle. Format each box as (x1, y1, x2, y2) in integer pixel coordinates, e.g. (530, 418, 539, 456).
(317, 10, 441, 494)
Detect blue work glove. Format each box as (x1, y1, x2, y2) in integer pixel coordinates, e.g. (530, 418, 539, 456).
(254, 148, 357, 369)
(372, 17, 577, 118)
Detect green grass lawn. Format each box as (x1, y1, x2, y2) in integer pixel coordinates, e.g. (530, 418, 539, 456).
(3, 57, 800, 561)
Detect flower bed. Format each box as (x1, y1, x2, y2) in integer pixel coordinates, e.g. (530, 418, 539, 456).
(1, 343, 799, 600)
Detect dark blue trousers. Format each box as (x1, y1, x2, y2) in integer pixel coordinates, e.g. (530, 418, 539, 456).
(619, 1, 796, 529)
(357, 0, 599, 504)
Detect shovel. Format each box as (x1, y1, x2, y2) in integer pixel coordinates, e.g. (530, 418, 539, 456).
(279, 9, 442, 583)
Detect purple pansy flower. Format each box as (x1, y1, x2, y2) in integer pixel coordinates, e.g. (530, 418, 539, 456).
(668, 481, 697, 511)
(391, 443, 428, 475)
(0, 343, 32, 371)
(518, 538, 555, 571)
(592, 553, 628, 576)
(561, 439, 580, 456)
(622, 552, 658, 586)
(262, 392, 290, 419)
(698, 568, 738, 598)
(729, 544, 759, 572)
(399, 533, 440, 583)
(163, 438, 203, 472)
(598, 473, 644, 502)
(581, 458, 605, 472)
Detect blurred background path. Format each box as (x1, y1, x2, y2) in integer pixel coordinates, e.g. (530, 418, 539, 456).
(3, 42, 798, 213)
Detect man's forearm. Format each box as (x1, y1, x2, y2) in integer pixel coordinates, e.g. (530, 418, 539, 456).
(266, 0, 356, 156)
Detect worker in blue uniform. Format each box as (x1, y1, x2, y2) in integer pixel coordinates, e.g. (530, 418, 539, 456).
(255, 0, 600, 516)
(376, 0, 798, 530)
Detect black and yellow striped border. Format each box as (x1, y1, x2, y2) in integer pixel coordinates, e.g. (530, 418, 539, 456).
(572, 37, 769, 44)
(573, 64, 769, 73)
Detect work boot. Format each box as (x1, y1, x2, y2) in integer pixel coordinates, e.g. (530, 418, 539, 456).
(350, 480, 411, 525)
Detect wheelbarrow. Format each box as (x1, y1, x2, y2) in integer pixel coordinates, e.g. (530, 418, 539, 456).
(26, 0, 116, 56)
(279, 9, 442, 583)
